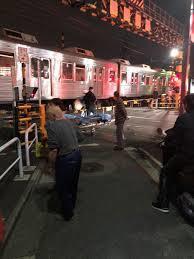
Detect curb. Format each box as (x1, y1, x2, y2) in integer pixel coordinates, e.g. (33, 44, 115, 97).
(0, 161, 43, 256)
(125, 146, 161, 184)
(138, 148, 162, 170)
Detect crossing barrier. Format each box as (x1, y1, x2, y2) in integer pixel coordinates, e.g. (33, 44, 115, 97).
(0, 137, 23, 181)
(24, 123, 38, 171)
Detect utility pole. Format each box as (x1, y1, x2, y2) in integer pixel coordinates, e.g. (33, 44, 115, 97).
(180, 0, 194, 113)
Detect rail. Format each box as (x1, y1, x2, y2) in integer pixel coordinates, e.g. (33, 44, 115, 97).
(124, 98, 178, 109)
(0, 137, 23, 180)
(25, 123, 38, 167)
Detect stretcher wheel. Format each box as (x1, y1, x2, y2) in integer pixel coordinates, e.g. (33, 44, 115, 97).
(91, 127, 95, 136)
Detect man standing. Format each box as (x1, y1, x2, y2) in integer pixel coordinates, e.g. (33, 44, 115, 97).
(152, 87, 159, 109)
(83, 87, 96, 115)
(113, 91, 127, 151)
(46, 106, 82, 221)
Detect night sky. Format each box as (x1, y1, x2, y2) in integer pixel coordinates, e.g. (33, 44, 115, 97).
(0, 0, 190, 66)
(155, 0, 190, 23)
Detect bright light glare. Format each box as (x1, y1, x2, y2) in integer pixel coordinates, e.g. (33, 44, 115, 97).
(170, 48, 179, 58)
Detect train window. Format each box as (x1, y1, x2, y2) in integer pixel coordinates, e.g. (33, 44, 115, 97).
(135, 73, 138, 83)
(76, 64, 85, 81)
(121, 72, 127, 83)
(141, 75, 145, 84)
(109, 70, 116, 83)
(98, 68, 103, 81)
(62, 63, 73, 80)
(131, 73, 134, 84)
(146, 76, 150, 85)
(40, 59, 49, 79)
(31, 58, 38, 78)
(93, 67, 97, 82)
(0, 55, 14, 77)
(0, 67, 11, 77)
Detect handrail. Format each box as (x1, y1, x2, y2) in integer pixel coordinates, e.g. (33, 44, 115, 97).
(25, 123, 38, 167)
(0, 137, 23, 180)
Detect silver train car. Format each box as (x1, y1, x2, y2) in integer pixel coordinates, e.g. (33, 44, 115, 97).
(0, 28, 159, 104)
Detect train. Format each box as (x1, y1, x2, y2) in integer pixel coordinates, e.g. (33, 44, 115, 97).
(0, 27, 175, 105)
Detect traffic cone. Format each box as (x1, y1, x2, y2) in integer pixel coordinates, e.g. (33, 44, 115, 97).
(0, 213, 5, 242)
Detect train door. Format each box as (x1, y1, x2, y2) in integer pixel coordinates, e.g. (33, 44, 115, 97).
(131, 72, 138, 96)
(30, 57, 51, 99)
(0, 52, 15, 102)
(94, 67, 104, 98)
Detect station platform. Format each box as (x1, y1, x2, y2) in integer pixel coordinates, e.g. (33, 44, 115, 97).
(2, 128, 194, 259)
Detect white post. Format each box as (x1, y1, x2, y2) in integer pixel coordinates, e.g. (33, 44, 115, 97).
(24, 123, 38, 170)
(17, 139, 24, 178)
(25, 131, 30, 167)
(0, 137, 25, 181)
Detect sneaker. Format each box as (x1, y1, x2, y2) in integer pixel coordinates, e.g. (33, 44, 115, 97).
(113, 146, 124, 151)
(152, 201, 169, 213)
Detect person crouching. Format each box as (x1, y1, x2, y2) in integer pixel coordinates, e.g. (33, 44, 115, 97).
(46, 106, 82, 221)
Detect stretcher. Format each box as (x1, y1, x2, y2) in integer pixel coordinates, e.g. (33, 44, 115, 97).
(64, 113, 112, 135)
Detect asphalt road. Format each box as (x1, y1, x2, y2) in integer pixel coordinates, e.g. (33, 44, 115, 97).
(3, 108, 194, 259)
(0, 108, 177, 221)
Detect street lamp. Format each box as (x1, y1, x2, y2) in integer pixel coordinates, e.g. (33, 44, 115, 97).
(170, 48, 179, 58)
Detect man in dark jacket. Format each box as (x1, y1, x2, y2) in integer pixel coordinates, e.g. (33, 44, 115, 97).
(152, 87, 159, 108)
(113, 91, 127, 151)
(83, 87, 96, 115)
(152, 94, 194, 213)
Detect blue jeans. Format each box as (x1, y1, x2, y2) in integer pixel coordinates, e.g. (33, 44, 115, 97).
(55, 150, 82, 218)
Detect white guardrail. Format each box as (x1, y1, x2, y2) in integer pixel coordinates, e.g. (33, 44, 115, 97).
(0, 137, 23, 180)
(25, 123, 38, 167)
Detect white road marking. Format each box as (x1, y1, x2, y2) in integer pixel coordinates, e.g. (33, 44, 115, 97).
(15, 256, 36, 259)
(128, 116, 160, 122)
(125, 146, 159, 184)
(0, 153, 7, 156)
(139, 148, 162, 168)
(79, 143, 100, 147)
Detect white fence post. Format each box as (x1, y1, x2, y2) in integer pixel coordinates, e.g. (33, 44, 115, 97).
(0, 137, 24, 180)
(24, 123, 38, 171)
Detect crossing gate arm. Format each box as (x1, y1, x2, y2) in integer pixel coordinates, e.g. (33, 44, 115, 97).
(0, 137, 23, 180)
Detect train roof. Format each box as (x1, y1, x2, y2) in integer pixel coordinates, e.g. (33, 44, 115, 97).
(0, 29, 117, 65)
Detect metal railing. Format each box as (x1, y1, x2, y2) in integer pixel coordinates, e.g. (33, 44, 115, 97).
(25, 123, 38, 167)
(0, 137, 23, 180)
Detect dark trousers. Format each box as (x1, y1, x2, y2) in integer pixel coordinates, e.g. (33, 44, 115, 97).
(86, 105, 96, 116)
(116, 122, 125, 148)
(158, 154, 188, 204)
(55, 150, 82, 218)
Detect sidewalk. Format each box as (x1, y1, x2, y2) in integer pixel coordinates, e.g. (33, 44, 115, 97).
(0, 145, 41, 251)
(2, 131, 194, 259)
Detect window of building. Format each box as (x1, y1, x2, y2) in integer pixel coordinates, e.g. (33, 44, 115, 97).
(31, 58, 38, 78)
(121, 72, 127, 83)
(76, 64, 85, 81)
(62, 63, 73, 80)
(109, 70, 116, 83)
